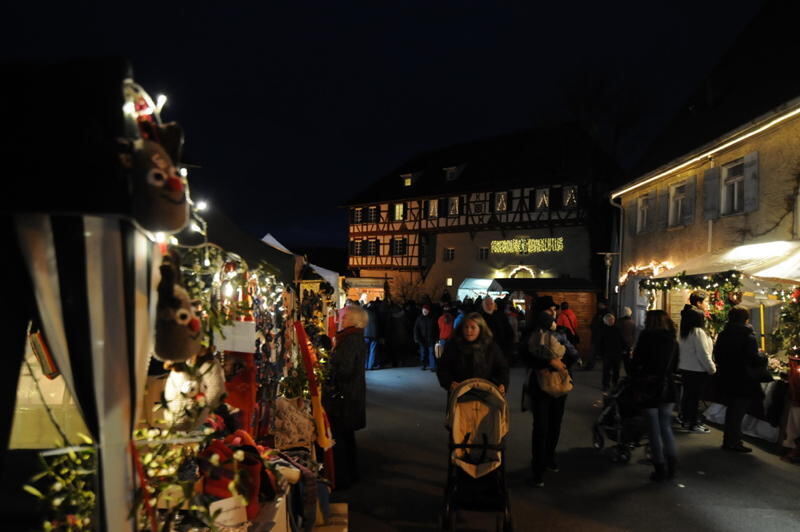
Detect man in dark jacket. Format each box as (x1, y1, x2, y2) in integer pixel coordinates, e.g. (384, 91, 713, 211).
(480, 297, 514, 362)
(414, 304, 438, 370)
(713, 306, 764, 453)
(587, 298, 609, 369)
(597, 313, 626, 392)
(364, 299, 381, 370)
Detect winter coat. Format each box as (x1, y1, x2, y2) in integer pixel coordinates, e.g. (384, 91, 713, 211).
(437, 337, 509, 391)
(630, 329, 679, 408)
(438, 314, 454, 341)
(617, 316, 637, 352)
(481, 309, 514, 354)
(413, 314, 437, 346)
(596, 323, 626, 359)
(325, 326, 367, 431)
(556, 308, 579, 336)
(713, 323, 765, 400)
(364, 305, 379, 339)
(678, 328, 716, 374)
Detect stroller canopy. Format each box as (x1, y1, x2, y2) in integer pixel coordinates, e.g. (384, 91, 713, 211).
(447, 378, 509, 479)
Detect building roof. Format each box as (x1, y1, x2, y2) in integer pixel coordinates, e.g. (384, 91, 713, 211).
(346, 123, 620, 206)
(630, 0, 800, 180)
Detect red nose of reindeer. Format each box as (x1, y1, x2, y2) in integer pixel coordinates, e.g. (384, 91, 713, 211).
(166, 176, 184, 193)
(189, 318, 201, 333)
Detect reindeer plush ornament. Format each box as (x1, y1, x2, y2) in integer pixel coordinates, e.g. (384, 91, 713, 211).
(155, 252, 203, 362)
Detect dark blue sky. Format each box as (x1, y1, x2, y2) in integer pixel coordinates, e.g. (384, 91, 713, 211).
(3, 1, 764, 248)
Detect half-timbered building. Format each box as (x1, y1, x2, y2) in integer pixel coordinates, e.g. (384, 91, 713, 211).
(345, 125, 618, 308)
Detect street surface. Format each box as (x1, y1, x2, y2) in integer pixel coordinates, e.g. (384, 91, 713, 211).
(333, 366, 800, 532)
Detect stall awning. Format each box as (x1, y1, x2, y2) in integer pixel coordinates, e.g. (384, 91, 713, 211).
(489, 278, 599, 294)
(458, 278, 497, 299)
(654, 240, 800, 284)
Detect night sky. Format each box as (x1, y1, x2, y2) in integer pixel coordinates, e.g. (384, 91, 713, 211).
(3, 1, 764, 249)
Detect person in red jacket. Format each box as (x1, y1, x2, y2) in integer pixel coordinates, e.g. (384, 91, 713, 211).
(437, 305, 455, 356)
(556, 301, 579, 343)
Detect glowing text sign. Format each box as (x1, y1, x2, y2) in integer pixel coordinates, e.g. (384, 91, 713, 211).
(490, 237, 564, 254)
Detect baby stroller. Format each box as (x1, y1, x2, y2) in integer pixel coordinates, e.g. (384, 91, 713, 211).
(592, 377, 649, 463)
(441, 378, 512, 532)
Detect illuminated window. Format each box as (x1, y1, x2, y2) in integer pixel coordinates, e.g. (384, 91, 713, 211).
(669, 182, 687, 226)
(496, 192, 508, 212)
(444, 248, 455, 261)
(479, 247, 489, 261)
(352, 208, 363, 224)
(446, 277, 453, 287)
(352, 240, 363, 256)
(402, 174, 413, 187)
(637, 195, 650, 234)
(722, 159, 745, 215)
(393, 203, 405, 221)
(428, 199, 439, 218)
(367, 206, 379, 223)
(448, 197, 460, 217)
(535, 189, 549, 210)
(563, 186, 578, 208)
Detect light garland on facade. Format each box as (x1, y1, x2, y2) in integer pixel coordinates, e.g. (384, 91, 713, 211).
(490, 237, 564, 254)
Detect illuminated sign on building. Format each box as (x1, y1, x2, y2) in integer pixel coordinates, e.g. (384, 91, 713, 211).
(490, 237, 564, 254)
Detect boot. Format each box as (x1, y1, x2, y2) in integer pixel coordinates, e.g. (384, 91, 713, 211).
(666, 456, 677, 479)
(650, 462, 666, 482)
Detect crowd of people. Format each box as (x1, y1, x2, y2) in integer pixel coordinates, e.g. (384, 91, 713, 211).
(322, 289, 775, 492)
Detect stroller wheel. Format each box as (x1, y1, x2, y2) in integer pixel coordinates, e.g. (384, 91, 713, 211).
(613, 446, 631, 464)
(592, 425, 605, 450)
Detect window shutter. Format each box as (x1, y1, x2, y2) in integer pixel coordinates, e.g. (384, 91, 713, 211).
(743, 151, 759, 213)
(625, 198, 637, 238)
(402, 238, 408, 255)
(682, 175, 696, 226)
(703, 167, 721, 220)
(438, 198, 447, 218)
(458, 195, 465, 215)
(422, 200, 429, 219)
(550, 187, 563, 210)
(488, 192, 495, 213)
(656, 186, 669, 230)
(527, 189, 535, 210)
(349, 208, 356, 224)
(348, 240, 355, 256)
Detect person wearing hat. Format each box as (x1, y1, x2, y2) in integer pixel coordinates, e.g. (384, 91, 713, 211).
(414, 303, 438, 371)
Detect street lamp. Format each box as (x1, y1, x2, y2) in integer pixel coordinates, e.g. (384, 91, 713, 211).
(596, 252, 620, 301)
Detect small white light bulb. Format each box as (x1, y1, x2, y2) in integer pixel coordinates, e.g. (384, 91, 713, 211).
(196, 200, 208, 211)
(156, 94, 167, 112)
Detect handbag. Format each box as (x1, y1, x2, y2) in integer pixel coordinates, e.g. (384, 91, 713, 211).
(747, 353, 774, 383)
(536, 368, 573, 397)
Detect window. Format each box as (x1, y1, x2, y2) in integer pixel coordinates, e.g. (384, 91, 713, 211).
(352, 240, 363, 256)
(366, 239, 379, 256)
(448, 196, 460, 217)
(352, 208, 363, 224)
(563, 186, 578, 208)
(444, 248, 455, 261)
(390, 237, 407, 256)
(446, 277, 453, 287)
(669, 182, 687, 227)
(636, 194, 650, 234)
(535, 189, 549, 210)
(444, 166, 461, 181)
(479, 247, 489, 261)
(722, 160, 745, 215)
(393, 203, 405, 221)
(472, 201, 485, 214)
(495, 192, 508, 212)
(402, 174, 413, 187)
(367, 206, 379, 223)
(428, 199, 439, 218)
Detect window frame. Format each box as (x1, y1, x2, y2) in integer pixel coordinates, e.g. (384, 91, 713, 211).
(353, 240, 363, 257)
(390, 237, 407, 256)
(444, 247, 455, 261)
(428, 199, 439, 219)
(478, 247, 490, 261)
(447, 196, 460, 217)
(668, 182, 687, 227)
(366, 239, 379, 256)
(563, 186, 578, 209)
(636, 194, 650, 234)
(721, 159, 745, 215)
(393, 202, 405, 221)
(367, 206, 379, 223)
(535, 188, 550, 211)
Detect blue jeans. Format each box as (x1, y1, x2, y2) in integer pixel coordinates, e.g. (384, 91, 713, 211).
(645, 403, 677, 464)
(419, 344, 436, 369)
(365, 338, 380, 369)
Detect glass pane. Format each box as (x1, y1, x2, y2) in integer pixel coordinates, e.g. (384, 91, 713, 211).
(496, 192, 507, 211)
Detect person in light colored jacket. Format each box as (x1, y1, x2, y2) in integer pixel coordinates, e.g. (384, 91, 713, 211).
(678, 303, 716, 433)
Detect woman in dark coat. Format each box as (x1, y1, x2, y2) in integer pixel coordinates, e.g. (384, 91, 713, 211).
(630, 310, 679, 481)
(525, 311, 575, 488)
(325, 305, 368, 489)
(437, 312, 509, 394)
(713, 306, 764, 453)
